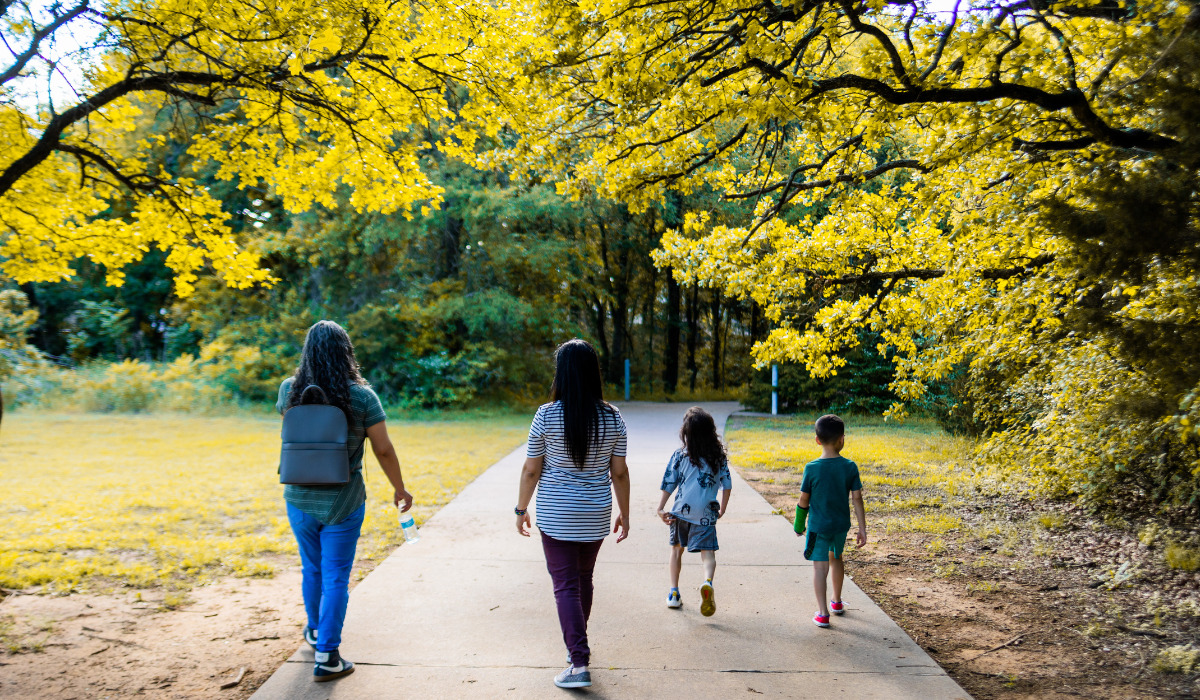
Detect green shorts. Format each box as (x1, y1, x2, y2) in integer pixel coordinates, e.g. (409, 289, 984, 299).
(804, 530, 848, 562)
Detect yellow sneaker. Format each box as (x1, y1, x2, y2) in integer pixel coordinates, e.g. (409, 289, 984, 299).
(700, 581, 716, 617)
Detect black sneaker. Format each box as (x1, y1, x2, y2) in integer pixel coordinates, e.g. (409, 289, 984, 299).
(304, 626, 318, 650)
(313, 649, 354, 682)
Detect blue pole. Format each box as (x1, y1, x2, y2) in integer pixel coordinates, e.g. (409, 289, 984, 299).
(771, 364, 778, 416)
(624, 359, 631, 401)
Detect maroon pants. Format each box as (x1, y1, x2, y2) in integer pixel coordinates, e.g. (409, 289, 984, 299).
(541, 532, 604, 668)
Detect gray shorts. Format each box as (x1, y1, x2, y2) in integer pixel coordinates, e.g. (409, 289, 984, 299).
(669, 519, 718, 552)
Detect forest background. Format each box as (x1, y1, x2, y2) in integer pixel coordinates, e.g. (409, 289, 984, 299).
(2, 122, 900, 415)
(4, 1, 1200, 694)
(2, 0, 1198, 520)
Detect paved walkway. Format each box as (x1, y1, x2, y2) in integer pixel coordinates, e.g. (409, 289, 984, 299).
(252, 402, 970, 699)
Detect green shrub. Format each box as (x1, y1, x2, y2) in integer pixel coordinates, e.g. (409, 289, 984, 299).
(1165, 544, 1200, 571)
(1152, 645, 1200, 674)
(11, 355, 237, 414)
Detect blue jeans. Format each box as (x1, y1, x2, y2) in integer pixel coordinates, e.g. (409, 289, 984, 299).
(287, 502, 365, 653)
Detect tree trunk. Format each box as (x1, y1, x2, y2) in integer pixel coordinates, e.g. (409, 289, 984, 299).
(606, 221, 632, 383)
(686, 285, 699, 392)
(439, 207, 463, 279)
(593, 297, 611, 373)
(610, 296, 628, 383)
(710, 295, 723, 390)
(663, 272, 681, 394)
(750, 300, 763, 344)
(643, 263, 656, 389)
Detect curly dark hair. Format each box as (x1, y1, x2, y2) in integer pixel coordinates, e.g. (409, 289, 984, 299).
(680, 406, 726, 473)
(286, 320, 367, 416)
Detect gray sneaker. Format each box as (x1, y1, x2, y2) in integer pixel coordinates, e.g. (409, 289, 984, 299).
(554, 666, 592, 688)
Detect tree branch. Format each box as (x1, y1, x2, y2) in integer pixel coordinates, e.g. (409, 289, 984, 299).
(0, 71, 231, 198)
(805, 75, 1176, 151)
(0, 1, 91, 87)
(819, 254, 1056, 284)
(918, 0, 961, 82)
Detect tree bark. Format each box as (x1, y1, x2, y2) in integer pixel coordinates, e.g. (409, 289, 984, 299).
(710, 295, 723, 390)
(663, 272, 681, 394)
(686, 285, 699, 392)
(439, 207, 463, 279)
(610, 294, 628, 383)
(749, 300, 763, 344)
(593, 297, 611, 374)
(643, 262, 656, 389)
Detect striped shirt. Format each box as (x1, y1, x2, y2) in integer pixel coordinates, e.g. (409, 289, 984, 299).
(527, 401, 628, 542)
(277, 378, 387, 525)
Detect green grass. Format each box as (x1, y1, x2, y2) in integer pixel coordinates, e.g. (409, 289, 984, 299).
(0, 411, 529, 593)
(727, 413, 970, 534)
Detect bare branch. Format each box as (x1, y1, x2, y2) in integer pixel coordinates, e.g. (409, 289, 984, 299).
(819, 254, 1056, 284)
(0, 71, 227, 197)
(918, 0, 961, 82)
(0, 1, 91, 86)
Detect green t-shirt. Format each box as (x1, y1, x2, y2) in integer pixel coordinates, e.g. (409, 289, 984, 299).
(799, 456, 863, 534)
(277, 377, 387, 525)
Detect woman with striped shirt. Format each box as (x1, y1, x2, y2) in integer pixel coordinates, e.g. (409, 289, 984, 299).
(516, 339, 631, 689)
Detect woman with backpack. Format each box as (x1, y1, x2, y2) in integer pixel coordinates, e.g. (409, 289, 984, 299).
(514, 339, 631, 689)
(278, 320, 414, 682)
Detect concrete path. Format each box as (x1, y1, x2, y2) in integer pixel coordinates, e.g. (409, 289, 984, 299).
(252, 402, 970, 699)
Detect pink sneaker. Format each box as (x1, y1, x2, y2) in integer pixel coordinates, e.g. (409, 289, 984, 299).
(813, 611, 830, 628)
(830, 600, 845, 615)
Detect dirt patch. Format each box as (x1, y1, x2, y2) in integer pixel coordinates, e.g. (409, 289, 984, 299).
(745, 482, 1200, 699)
(0, 567, 307, 699)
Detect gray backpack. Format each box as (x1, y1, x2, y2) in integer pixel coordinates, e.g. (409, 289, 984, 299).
(279, 385, 351, 485)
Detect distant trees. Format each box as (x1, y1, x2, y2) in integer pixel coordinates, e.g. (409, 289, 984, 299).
(483, 0, 1200, 509)
(1, 0, 503, 294)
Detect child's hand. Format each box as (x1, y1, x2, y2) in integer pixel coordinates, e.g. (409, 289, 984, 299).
(656, 508, 675, 525)
(856, 527, 868, 548)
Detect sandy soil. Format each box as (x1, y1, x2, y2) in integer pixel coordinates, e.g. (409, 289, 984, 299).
(0, 563, 306, 700)
(741, 467, 1200, 699)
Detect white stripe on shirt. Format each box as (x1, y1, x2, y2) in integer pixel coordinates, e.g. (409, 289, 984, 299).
(526, 401, 627, 542)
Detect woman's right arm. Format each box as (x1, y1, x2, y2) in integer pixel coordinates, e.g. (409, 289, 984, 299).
(610, 455, 630, 542)
(516, 456, 543, 536)
(366, 421, 414, 511)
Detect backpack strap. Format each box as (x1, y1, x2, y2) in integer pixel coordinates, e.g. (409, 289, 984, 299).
(298, 384, 329, 404)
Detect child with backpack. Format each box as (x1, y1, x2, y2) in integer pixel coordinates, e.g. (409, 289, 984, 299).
(656, 407, 732, 616)
(794, 414, 866, 628)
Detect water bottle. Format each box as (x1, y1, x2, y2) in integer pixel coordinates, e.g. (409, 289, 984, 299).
(399, 507, 420, 543)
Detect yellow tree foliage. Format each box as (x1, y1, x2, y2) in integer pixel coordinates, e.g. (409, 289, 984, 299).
(476, 0, 1200, 501)
(1, 0, 496, 294)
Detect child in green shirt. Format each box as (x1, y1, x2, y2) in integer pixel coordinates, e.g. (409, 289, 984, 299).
(794, 414, 866, 628)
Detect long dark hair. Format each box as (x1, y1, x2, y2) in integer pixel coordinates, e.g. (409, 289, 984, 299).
(287, 320, 367, 416)
(551, 339, 615, 467)
(680, 407, 726, 472)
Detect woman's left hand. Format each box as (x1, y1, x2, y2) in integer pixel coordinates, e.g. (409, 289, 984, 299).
(394, 488, 414, 512)
(517, 511, 532, 537)
(613, 512, 630, 543)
